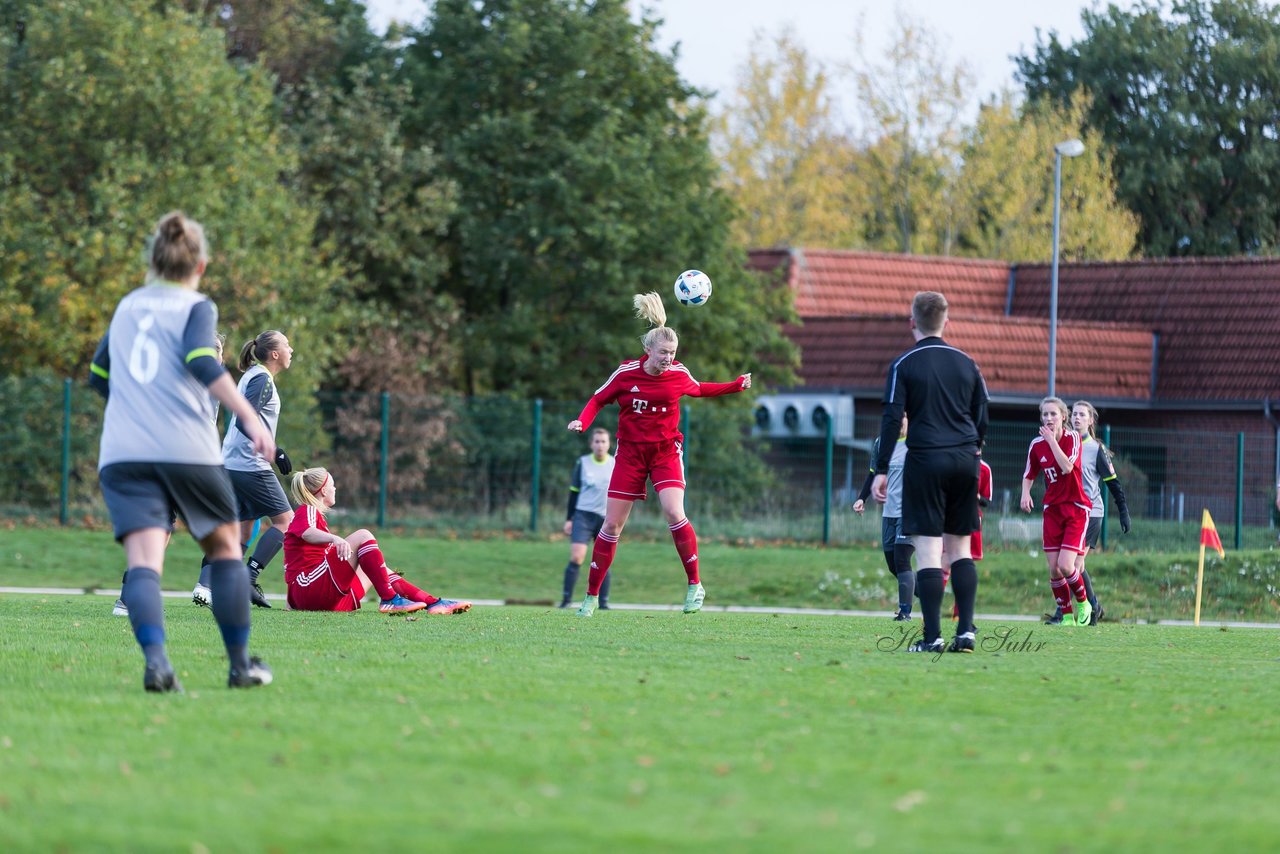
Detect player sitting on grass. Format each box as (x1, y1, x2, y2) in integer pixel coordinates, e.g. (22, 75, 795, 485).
(282, 467, 471, 615)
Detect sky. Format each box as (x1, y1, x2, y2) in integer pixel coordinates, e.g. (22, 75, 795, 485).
(362, 0, 1094, 118)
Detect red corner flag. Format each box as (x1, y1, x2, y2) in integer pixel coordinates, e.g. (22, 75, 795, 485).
(1201, 509, 1225, 559)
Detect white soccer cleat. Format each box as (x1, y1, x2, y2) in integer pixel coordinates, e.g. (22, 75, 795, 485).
(191, 584, 212, 608)
(683, 582, 705, 614)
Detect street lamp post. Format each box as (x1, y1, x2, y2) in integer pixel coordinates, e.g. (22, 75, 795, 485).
(1049, 138, 1085, 398)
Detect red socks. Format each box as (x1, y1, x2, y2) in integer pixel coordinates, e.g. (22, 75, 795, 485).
(669, 518, 699, 584)
(586, 530, 619, 595)
(386, 571, 440, 605)
(1050, 576, 1072, 612)
(355, 540, 397, 600)
(1064, 567, 1088, 603)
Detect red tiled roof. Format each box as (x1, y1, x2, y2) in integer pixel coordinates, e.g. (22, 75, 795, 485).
(754, 248, 1280, 403)
(1011, 258, 1280, 401)
(790, 315, 1153, 400)
(749, 249, 1011, 318)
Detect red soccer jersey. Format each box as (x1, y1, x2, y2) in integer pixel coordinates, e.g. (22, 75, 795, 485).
(283, 504, 333, 581)
(1023, 429, 1091, 510)
(978, 459, 992, 507)
(575, 357, 744, 443)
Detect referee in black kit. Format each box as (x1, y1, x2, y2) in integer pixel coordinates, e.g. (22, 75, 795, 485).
(873, 292, 989, 654)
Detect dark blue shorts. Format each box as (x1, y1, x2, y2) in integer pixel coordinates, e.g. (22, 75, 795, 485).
(569, 510, 606, 545)
(99, 462, 236, 542)
(227, 468, 291, 521)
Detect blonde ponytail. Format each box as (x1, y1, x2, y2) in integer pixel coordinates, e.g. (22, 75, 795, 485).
(634, 292, 677, 350)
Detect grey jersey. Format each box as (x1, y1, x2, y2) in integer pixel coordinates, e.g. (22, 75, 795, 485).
(221, 365, 279, 472)
(884, 438, 908, 519)
(97, 285, 223, 468)
(570, 453, 615, 516)
(1080, 437, 1116, 519)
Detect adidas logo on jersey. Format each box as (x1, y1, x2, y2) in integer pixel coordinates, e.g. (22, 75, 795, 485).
(1040, 456, 1049, 463)
(685, 554, 697, 564)
(630, 386, 640, 392)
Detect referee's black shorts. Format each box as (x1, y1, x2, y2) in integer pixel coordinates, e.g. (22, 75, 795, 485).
(902, 446, 980, 538)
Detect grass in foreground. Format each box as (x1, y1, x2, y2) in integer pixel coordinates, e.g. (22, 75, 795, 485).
(1, 595, 1278, 851)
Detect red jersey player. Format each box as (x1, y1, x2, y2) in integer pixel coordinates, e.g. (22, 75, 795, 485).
(282, 467, 471, 615)
(566, 292, 751, 617)
(1020, 396, 1093, 626)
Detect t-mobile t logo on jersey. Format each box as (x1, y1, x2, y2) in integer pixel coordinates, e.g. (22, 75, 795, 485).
(632, 398, 649, 413)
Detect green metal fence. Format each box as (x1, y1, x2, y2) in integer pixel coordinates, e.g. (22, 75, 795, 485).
(3, 375, 1277, 552)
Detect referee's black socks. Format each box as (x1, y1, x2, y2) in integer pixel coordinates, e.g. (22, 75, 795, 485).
(916, 567, 944, 642)
(950, 557, 978, 635)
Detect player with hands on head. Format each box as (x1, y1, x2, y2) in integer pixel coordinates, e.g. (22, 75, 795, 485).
(1020, 397, 1094, 627)
(566, 291, 751, 617)
(1054, 399, 1131, 624)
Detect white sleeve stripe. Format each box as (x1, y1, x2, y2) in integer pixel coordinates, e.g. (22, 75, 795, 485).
(593, 361, 641, 396)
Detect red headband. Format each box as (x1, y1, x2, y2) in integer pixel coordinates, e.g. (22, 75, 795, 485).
(317, 472, 330, 493)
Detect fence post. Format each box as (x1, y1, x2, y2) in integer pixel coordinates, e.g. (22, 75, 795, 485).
(1100, 424, 1111, 549)
(530, 398, 543, 532)
(60, 378, 71, 526)
(822, 413, 833, 545)
(1236, 431, 1244, 550)
(378, 392, 389, 527)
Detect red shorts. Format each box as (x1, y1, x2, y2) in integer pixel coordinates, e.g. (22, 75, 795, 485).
(1042, 503, 1088, 555)
(971, 529, 984, 562)
(286, 545, 366, 611)
(608, 438, 685, 501)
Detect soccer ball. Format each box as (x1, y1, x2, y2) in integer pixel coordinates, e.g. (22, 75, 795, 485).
(674, 269, 713, 307)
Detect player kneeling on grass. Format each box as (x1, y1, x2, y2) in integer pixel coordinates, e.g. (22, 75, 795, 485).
(282, 467, 471, 615)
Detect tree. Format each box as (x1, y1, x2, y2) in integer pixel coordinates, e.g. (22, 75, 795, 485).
(714, 28, 865, 249)
(952, 92, 1140, 262)
(0, 0, 345, 453)
(155, 0, 389, 90)
(845, 8, 974, 255)
(397, 0, 796, 398)
(1017, 0, 1280, 256)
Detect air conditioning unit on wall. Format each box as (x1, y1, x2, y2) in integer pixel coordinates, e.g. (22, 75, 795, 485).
(752, 394, 854, 443)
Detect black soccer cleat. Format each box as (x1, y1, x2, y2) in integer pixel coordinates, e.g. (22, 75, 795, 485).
(249, 583, 272, 609)
(892, 609, 912, 621)
(1044, 606, 1065, 625)
(143, 662, 183, 693)
(228, 656, 274, 688)
(1090, 601, 1104, 625)
(907, 638, 945, 654)
(947, 632, 976, 653)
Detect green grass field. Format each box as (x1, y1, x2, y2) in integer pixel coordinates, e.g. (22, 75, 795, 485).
(3, 525, 1280, 850)
(3, 596, 1279, 851)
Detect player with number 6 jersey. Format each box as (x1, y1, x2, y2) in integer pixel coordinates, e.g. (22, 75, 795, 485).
(90, 211, 276, 692)
(566, 292, 751, 617)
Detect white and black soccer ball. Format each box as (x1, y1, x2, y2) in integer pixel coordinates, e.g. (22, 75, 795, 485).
(674, 269, 713, 307)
